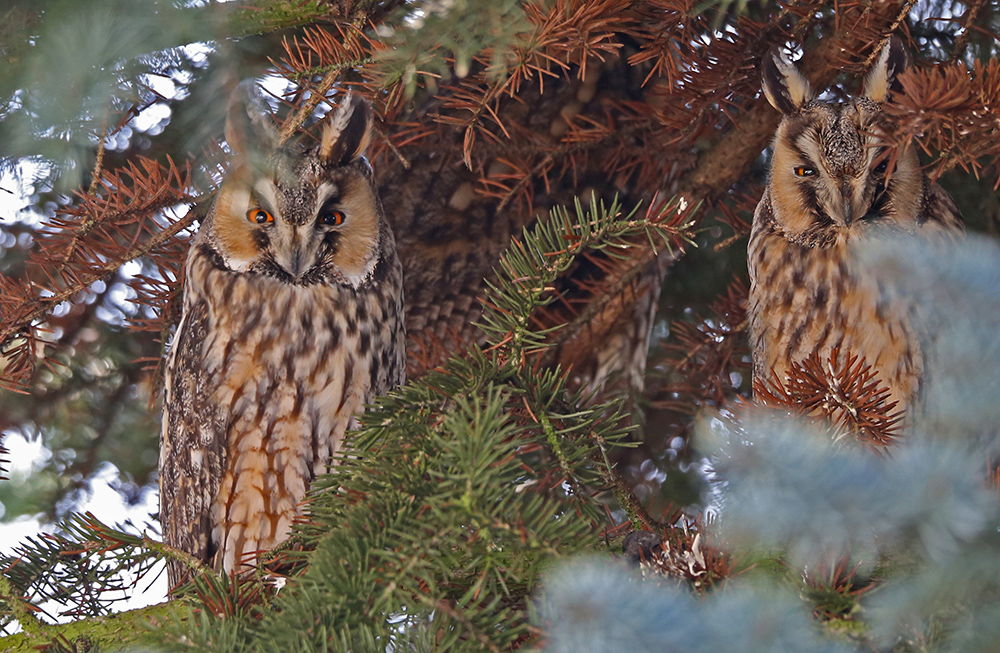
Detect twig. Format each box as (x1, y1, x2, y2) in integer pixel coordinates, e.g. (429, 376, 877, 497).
(592, 433, 659, 531)
(142, 535, 211, 577)
(276, 70, 341, 146)
(951, 0, 985, 61)
(0, 204, 202, 351)
(862, 0, 919, 71)
(0, 572, 45, 636)
(57, 106, 112, 274)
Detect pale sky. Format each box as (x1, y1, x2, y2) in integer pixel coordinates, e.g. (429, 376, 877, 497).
(1, 432, 167, 634)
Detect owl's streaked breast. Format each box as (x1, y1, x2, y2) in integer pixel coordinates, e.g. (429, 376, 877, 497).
(183, 240, 404, 572)
(748, 196, 922, 410)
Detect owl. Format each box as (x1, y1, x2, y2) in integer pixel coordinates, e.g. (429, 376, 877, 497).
(748, 37, 962, 417)
(159, 86, 405, 585)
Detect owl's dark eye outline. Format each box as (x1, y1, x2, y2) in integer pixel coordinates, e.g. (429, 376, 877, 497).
(873, 159, 889, 174)
(794, 165, 816, 177)
(246, 208, 273, 225)
(319, 210, 346, 227)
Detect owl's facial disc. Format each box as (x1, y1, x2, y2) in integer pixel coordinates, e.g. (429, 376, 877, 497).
(773, 105, 901, 239)
(314, 175, 380, 288)
(244, 179, 318, 281)
(238, 174, 379, 287)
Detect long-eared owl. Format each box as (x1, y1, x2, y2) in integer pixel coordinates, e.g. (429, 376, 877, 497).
(159, 86, 405, 584)
(748, 37, 962, 416)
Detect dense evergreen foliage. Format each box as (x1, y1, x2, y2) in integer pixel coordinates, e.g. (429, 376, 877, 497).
(1, 1, 999, 651)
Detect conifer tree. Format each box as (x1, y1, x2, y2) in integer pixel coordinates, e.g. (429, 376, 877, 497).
(1, 1, 999, 651)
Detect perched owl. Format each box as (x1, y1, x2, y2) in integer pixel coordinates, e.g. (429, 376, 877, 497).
(748, 37, 962, 416)
(159, 86, 405, 584)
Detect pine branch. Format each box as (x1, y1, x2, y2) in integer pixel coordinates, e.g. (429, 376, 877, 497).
(752, 348, 904, 453)
(273, 23, 375, 82)
(888, 57, 1000, 186)
(0, 156, 200, 390)
(1, 602, 176, 652)
(0, 573, 44, 637)
(478, 193, 693, 366)
(188, 572, 266, 621)
(226, 0, 337, 38)
(244, 359, 631, 649)
(798, 554, 876, 623)
(539, 194, 697, 352)
(276, 70, 344, 146)
(650, 278, 751, 414)
(2, 513, 169, 623)
(949, 0, 987, 60)
(596, 454, 660, 531)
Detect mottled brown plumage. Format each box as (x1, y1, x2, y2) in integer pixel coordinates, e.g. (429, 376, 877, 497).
(160, 87, 405, 584)
(748, 37, 962, 416)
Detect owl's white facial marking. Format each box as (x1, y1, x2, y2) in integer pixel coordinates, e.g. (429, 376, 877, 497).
(314, 182, 338, 213)
(268, 216, 325, 280)
(252, 179, 282, 220)
(211, 174, 292, 273)
(790, 123, 870, 228)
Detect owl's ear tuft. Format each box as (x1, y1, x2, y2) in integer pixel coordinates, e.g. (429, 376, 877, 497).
(225, 81, 278, 161)
(863, 35, 911, 103)
(320, 95, 372, 166)
(762, 46, 814, 114)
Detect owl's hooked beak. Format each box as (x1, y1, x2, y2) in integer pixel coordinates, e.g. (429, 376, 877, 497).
(840, 182, 855, 225)
(273, 225, 322, 280)
(835, 177, 869, 226)
(287, 248, 305, 278)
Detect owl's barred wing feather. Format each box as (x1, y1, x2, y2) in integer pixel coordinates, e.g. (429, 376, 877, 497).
(921, 181, 964, 234)
(159, 298, 227, 581)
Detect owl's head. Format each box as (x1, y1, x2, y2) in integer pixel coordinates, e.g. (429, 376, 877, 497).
(762, 36, 921, 247)
(198, 84, 388, 288)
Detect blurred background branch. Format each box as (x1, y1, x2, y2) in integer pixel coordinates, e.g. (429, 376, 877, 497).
(0, 0, 998, 649)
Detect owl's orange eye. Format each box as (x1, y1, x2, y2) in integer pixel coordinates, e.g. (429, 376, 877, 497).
(247, 208, 273, 224)
(320, 210, 346, 226)
(794, 166, 816, 177)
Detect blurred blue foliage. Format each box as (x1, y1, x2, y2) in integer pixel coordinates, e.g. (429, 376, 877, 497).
(540, 562, 851, 653)
(857, 234, 1000, 447)
(541, 234, 1000, 651)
